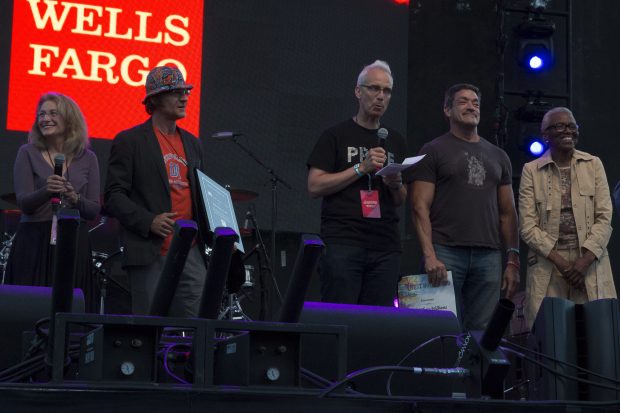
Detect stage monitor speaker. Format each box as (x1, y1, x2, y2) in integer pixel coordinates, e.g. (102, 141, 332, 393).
(79, 323, 160, 383)
(50, 313, 207, 386)
(0, 285, 84, 372)
(278, 234, 324, 323)
(198, 227, 238, 319)
(213, 330, 301, 387)
(464, 299, 514, 399)
(149, 220, 197, 316)
(582, 298, 620, 401)
(527, 296, 578, 400)
(299, 302, 461, 397)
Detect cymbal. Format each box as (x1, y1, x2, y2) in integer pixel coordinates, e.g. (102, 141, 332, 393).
(0, 192, 17, 207)
(228, 188, 258, 203)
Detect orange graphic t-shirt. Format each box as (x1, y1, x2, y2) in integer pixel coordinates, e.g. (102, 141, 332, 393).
(154, 126, 193, 255)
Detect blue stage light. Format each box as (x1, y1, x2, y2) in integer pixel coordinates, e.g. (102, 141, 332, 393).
(516, 18, 555, 73)
(529, 55, 543, 70)
(528, 139, 546, 156)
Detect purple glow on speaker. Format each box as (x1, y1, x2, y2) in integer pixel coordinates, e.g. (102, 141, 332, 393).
(176, 219, 198, 230)
(0, 284, 84, 300)
(302, 301, 456, 320)
(302, 234, 325, 247)
(214, 227, 237, 237)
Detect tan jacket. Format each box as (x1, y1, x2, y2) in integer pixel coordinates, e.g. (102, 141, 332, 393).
(519, 149, 616, 326)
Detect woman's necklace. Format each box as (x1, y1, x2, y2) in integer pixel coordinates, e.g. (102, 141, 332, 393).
(45, 148, 71, 179)
(45, 148, 60, 173)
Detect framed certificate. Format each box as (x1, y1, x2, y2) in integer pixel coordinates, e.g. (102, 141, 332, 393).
(397, 271, 457, 317)
(195, 169, 244, 253)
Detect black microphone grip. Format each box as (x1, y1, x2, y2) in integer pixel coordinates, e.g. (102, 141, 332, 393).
(53, 162, 63, 177)
(244, 210, 251, 229)
(377, 127, 388, 149)
(51, 154, 65, 207)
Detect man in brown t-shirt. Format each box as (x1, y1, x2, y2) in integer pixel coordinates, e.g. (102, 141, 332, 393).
(409, 83, 519, 331)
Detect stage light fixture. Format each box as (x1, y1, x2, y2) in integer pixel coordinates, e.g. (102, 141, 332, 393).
(528, 138, 546, 156)
(515, 97, 551, 158)
(528, 55, 543, 70)
(516, 17, 556, 72)
(516, 95, 551, 123)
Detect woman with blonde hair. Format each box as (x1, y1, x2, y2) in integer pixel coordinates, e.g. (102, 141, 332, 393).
(5, 92, 100, 312)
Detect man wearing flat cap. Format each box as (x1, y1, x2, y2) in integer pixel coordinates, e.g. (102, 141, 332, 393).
(105, 66, 207, 317)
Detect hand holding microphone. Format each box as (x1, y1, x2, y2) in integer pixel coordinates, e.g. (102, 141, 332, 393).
(359, 147, 387, 174)
(359, 128, 389, 174)
(46, 175, 67, 195)
(48, 154, 66, 210)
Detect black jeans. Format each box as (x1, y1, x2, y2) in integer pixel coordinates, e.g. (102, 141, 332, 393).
(319, 244, 400, 306)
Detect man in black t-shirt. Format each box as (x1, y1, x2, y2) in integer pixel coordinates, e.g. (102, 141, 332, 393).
(409, 83, 519, 331)
(307, 60, 407, 306)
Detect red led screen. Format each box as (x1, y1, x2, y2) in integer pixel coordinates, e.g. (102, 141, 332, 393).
(7, 0, 204, 139)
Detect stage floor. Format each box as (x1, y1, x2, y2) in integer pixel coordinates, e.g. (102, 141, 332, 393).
(2, 382, 619, 413)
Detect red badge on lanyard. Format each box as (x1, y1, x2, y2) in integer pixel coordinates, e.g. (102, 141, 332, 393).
(360, 190, 381, 218)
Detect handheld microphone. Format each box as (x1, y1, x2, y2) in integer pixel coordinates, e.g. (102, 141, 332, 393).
(211, 131, 243, 139)
(51, 154, 65, 209)
(376, 128, 389, 170)
(53, 153, 65, 177)
(244, 210, 251, 229)
(377, 127, 388, 149)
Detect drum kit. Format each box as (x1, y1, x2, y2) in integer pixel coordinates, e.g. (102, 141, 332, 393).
(0, 193, 18, 284)
(214, 188, 261, 321)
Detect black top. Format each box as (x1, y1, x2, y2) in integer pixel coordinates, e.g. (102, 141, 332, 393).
(307, 119, 407, 251)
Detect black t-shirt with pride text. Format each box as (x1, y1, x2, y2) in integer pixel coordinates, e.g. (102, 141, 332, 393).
(307, 119, 407, 251)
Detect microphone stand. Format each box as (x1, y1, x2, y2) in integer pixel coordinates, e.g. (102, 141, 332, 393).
(243, 207, 272, 320)
(228, 136, 290, 319)
(88, 216, 107, 234)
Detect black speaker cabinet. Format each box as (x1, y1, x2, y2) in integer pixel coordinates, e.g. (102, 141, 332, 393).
(582, 298, 620, 401)
(208, 319, 346, 388)
(527, 297, 578, 400)
(299, 301, 461, 397)
(51, 313, 208, 387)
(0, 285, 84, 372)
(213, 330, 300, 386)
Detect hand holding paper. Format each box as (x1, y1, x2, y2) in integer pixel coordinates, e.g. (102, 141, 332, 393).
(376, 154, 425, 176)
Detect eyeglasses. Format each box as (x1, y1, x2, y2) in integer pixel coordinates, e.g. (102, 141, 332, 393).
(169, 89, 191, 97)
(545, 122, 579, 132)
(360, 84, 392, 97)
(38, 110, 60, 119)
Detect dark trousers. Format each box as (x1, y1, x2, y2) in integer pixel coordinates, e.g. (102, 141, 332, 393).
(319, 244, 400, 307)
(126, 245, 206, 317)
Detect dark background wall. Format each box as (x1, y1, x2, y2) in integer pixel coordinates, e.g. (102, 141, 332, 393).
(572, 0, 620, 292)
